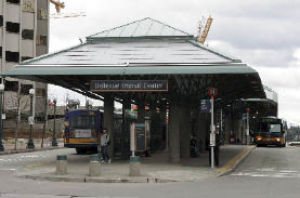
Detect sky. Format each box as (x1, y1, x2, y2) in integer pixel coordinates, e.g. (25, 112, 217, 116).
(48, 0, 300, 125)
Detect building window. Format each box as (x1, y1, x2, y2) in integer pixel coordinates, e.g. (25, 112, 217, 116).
(0, 47, 2, 58)
(36, 88, 46, 96)
(21, 56, 33, 61)
(23, 0, 35, 12)
(0, 15, 3, 27)
(22, 29, 34, 40)
(7, 0, 20, 4)
(4, 80, 18, 92)
(36, 35, 47, 45)
(37, 8, 48, 20)
(6, 51, 19, 62)
(21, 84, 33, 95)
(6, 22, 20, 33)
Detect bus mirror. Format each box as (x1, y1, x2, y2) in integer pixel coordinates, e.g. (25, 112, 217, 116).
(64, 121, 70, 127)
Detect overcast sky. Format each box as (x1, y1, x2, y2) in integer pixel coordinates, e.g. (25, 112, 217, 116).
(48, 0, 300, 125)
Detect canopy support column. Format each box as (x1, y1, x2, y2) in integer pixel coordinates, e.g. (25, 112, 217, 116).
(104, 94, 114, 159)
(168, 102, 180, 163)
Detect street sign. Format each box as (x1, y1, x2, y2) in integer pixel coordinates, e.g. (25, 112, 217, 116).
(90, 80, 168, 92)
(200, 99, 211, 112)
(208, 87, 217, 98)
(242, 113, 248, 120)
(28, 116, 34, 125)
(210, 133, 216, 146)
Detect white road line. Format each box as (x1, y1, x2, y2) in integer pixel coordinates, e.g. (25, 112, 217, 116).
(232, 169, 300, 178)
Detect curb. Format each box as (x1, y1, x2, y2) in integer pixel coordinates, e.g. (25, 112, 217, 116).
(22, 174, 177, 184)
(288, 142, 300, 146)
(216, 146, 255, 177)
(0, 146, 66, 156)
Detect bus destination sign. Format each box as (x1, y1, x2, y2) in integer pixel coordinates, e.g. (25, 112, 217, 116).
(90, 80, 168, 92)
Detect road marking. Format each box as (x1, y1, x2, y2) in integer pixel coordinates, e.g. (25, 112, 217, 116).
(232, 169, 300, 178)
(25, 161, 47, 168)
(216, 147, 252, 173)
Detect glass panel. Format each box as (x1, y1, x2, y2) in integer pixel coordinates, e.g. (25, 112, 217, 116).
(71, 116, 95, 129)
(269, 124, 281, 133)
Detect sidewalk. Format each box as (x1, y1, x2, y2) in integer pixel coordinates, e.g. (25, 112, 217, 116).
(20, 144, 255, 183)
(0, 138, 65, 155)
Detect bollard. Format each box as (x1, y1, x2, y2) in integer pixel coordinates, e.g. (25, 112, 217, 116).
(129, 156, 141, 176)
(89, 154, 101, 176)
(56, 155, 67, 175)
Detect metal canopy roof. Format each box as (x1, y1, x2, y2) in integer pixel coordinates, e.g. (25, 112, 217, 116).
(3, 64, 256, 76)
(87, 17, 192, 39)
(1, 17, 266, 103)
(20, 40, 238, 66)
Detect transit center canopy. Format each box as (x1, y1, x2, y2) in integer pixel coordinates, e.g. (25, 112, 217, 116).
(1, 17, 265, 103)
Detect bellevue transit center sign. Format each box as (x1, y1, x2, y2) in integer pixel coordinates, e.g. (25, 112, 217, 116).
(90, 80, 168, 92)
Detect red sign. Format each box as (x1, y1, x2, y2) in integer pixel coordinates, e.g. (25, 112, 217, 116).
(208, 87, 217, 98)
(246, 108, 250, 113)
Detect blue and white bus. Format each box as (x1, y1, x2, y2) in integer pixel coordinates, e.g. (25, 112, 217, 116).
(64, 109, 103, 154)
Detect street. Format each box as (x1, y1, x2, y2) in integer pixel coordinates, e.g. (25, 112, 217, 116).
(1, 146, 300, 197)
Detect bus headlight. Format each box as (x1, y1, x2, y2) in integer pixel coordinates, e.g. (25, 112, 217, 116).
(256, 137, 262, 141)
(276, 138, 281, 142)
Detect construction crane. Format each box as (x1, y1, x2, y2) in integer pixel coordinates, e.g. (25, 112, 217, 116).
(50, 0, 65, 13)
(49, 0, 86, 19)
(50, 12, 86, 19)
(196, 16, 213, 44)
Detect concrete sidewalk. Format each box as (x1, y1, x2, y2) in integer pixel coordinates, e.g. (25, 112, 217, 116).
(19, 144, 255, 183)
(0, 138, 65, 155)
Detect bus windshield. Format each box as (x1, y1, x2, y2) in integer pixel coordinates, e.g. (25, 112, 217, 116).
(71, 116, 95, 129)
(260, 123, 281, 133)
(269, 124, 281, 133)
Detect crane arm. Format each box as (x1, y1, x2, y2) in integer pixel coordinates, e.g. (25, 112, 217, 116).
(50, 0, 65, 13)
(200, 16, 213, 44)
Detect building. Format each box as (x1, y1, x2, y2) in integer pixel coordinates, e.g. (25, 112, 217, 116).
(0, 0, 49, 130)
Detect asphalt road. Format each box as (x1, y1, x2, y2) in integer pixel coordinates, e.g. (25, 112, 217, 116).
(1, 146, 300, 198)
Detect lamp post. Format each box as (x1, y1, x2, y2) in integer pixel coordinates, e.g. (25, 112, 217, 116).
(0, 83, 5, 151)
(27, 88, 35, 149)
(52, 99, 58, 146)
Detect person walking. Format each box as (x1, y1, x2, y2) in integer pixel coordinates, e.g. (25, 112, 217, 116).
(100, 128, 111, 163)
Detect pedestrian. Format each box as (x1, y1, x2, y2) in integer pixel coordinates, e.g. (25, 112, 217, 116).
(190, 135, 198, 158)
(100, 128, 111, 163)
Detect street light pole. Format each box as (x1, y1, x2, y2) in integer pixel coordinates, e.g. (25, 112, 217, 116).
(52, 99, 58, 146)
(27, 88, 35, 149)
(0, 83, 5, 151)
